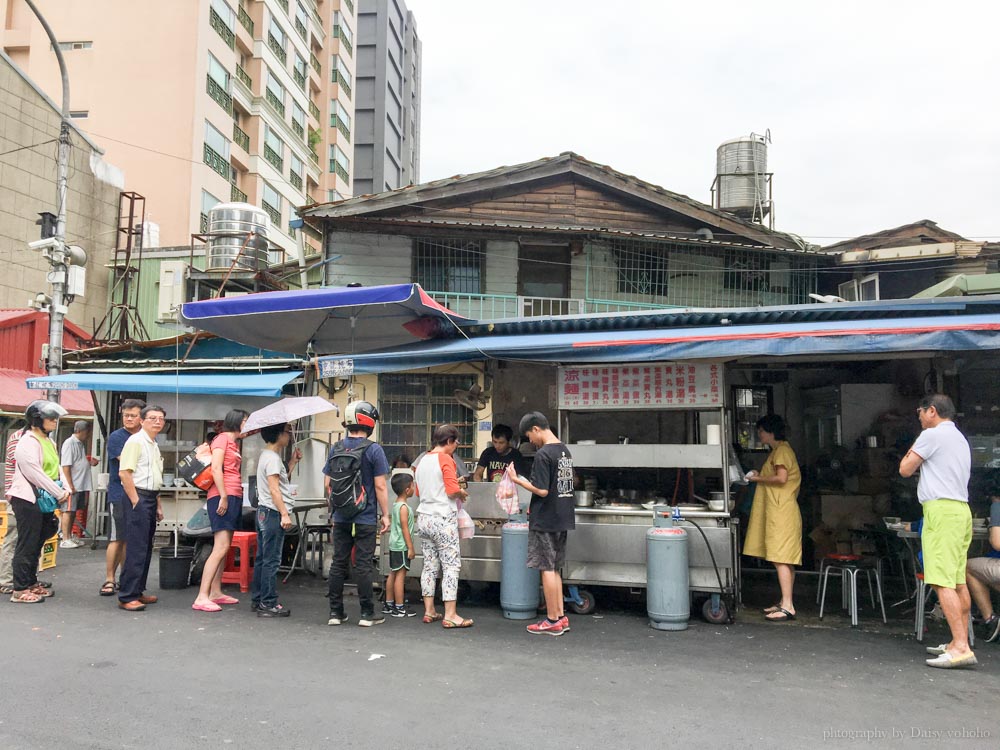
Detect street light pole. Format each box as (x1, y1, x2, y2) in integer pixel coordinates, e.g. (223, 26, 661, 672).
(24, 0, 71, 403)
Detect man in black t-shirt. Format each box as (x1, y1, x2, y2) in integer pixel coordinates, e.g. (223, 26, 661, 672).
(512, 411, 574, 637)
(473, 424, 524, 483)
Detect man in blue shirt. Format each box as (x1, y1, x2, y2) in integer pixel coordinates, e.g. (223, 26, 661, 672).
(324, 401, 390, 627)
(101, 399, 144, 596)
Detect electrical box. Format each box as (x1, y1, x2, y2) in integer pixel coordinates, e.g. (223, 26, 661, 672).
(157, 261, 187, 322)
(66, 265, 86, 297)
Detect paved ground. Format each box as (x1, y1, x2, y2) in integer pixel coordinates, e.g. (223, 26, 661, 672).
(2, 546, 999, 749)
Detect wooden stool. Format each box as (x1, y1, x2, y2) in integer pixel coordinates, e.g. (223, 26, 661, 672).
(221, 531, 257, 593)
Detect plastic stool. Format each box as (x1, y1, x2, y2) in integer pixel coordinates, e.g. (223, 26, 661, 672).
(221, 531, 258, 592)
(818, 556, 887, 628)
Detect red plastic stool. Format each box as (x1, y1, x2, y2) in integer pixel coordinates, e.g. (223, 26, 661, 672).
(221, 531, 257, 592)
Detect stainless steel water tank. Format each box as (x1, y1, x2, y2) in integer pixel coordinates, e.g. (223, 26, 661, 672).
(206, 202, 270, 271)
(716, 136, 768, 218)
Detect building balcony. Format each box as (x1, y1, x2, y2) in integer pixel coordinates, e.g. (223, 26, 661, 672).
(332, 71, 351, 99)
(425, 292, 666, 320)
(262, 200, 281, 227)
(333, 162, 349, 183)
(233, 123, 250, 151)
(207, 75, 232, 115)
(332, 116, 350, 142)
(277, 0, 289, 13)
(268, 34, 287, 65)
(292, 119, 305, 139)
(294, 17, 308, 41)
(309, 51, 321, 75)
(210, 7, 235, 49)
(343, 0, 355, 14)
(238, 5, 254, 35)
(264, 143, 284, 172)
(203, 143, 229, 179)
(265, 89, 286, 118)
(231, 183, 248, 203)
(288, 222, 298, 238)
(293, 68, 306, 90)
(308, 99, 321, 122)
(200, 212, 209, 233)
(236, 64, 253, 91)
(290, 171, 303, 190)
(333, 26, 353, 56)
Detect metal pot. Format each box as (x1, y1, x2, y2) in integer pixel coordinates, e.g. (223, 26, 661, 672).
(574, 491, 595, 507)
(620, 489, 639, 501)
(708, 491, 728, 512)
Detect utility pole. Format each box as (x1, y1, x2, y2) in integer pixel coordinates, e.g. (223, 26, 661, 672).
(25, 0, 72, 403)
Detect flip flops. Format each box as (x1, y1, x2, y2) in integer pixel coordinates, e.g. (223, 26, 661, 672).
(442, 618, 474, 629)
(765, 607, 796, 622)
(212, 595, 240, 605)
(926, 651, 978, 669)
(192, 601, 222, 612)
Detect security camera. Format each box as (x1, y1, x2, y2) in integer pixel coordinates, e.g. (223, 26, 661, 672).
(28, 237, 62, 252)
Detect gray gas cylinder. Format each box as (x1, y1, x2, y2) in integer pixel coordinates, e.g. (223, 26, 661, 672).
(646, 505, 690, 631)
(500, 513, 540, 619)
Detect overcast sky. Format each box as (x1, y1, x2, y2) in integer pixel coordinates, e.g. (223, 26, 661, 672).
(406, 0, 999, 246)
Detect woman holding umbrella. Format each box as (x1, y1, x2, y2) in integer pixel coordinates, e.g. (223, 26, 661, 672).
(193, 409, 249, 612)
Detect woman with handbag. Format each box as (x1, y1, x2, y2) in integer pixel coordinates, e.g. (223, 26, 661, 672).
(193, 410, 249, 612)
(5, 400, 71, 603)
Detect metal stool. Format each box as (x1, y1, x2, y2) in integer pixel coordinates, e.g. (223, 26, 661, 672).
(819, 555, 887, 627)
(913, 572, 975, 646)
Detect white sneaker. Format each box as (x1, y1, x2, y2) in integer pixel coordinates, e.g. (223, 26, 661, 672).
(59, 539, 83, 549)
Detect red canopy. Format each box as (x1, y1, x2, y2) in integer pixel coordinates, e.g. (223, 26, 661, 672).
(0, 368, 93, 416)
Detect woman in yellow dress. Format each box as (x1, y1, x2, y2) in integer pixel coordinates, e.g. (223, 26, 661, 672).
(743, 414, 802, 621)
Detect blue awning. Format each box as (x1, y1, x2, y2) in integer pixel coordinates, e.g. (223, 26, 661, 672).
(26, 371, 301, 397)
(339, 313, 1000, 373)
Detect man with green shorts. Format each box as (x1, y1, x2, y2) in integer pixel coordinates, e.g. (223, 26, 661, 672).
(899, 394, 974, 669)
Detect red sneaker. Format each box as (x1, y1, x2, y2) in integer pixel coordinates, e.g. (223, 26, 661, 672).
(527, 618, 565, 636)
(558, 615, 570, 632)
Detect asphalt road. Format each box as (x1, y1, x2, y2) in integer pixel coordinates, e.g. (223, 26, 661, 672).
(2, 547, 999, 749)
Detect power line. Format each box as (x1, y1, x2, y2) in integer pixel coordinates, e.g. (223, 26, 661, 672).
(0, 137, 60, 158)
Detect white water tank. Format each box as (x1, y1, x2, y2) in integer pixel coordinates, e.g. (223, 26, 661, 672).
(206, 202, 270, 271)
(716, 135, 768, 219)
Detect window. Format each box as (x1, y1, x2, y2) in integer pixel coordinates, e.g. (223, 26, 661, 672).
(265, 69, 285, 113)
(207, 52, 230, 89)
(56, 41, 92, 50)
(731, 386, 774, 450)
(615, 243, 669, 297)
(333, 11, 353, 44)
(211, 0, 235, 29)
(204, 120, 230, 160)
(201, 190, 221, 215)
(296, 2, 309, 30)
(269, 16, 287, 50)
(262, 181, 282, 226)
(724, 255, 770, 292)
(328, 189, 347, 202)
(413, 238, 482, 294)
(329, 143, 350, 181)
(331, 56, 352, 87)
(290, 153, 303, 178)
(292, 102, 306, 137)
(838, 273, 880, 302)
(330, 100, 351, 129)
(264, 125, 284, 157)
(378, 374, 477, 467)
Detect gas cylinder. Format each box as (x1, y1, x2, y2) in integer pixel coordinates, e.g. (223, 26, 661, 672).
(646, 505, 690, 631)
(500, 513, 540, 619)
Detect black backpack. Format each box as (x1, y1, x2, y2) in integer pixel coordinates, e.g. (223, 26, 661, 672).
(322, 439, 373, 519)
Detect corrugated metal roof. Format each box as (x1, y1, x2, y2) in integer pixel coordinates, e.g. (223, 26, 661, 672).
(459, 295, 1000, 337)
(0, 368, 93, 415)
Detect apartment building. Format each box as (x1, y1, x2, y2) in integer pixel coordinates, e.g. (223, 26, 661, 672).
(353, 0, 420, 196)
(1, 0, 358, 262)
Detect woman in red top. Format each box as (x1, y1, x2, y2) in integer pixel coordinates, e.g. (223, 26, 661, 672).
(193, 409, 249, 612)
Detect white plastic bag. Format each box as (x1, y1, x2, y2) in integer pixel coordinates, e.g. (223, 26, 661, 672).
(457, 508, 476, 539)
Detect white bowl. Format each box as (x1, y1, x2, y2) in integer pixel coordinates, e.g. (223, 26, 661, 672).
(173, 478, 186, 487)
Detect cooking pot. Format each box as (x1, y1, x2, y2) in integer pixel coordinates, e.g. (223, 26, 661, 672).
(574, 491, 595, 507)
(708, 491, 727, 512)
(620, 489, 639, 501)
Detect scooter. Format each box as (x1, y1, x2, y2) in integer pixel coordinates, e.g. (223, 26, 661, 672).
(178, 504, 257, 584)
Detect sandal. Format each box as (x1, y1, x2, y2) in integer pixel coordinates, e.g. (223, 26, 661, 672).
(762, 604, 782, 615)
(30, 584, 53, 598)
(765, 607, 795, 622)
(11, 589, 45, 603)
(0, 585, 13, 596)
(442, 618, 475, 629)
(422, 613, 444, 623)
(99, 580, 116, 596)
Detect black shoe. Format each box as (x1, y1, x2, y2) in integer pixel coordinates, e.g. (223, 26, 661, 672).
(392, 605, 417, 618)
(382, 601, 396, 615)
(251, 600, 261, 612)
(985, 615, 1000, 643)
(257, 604, 291, 618)
(358, 613, 385, 627)
(327, 612, 349, 626)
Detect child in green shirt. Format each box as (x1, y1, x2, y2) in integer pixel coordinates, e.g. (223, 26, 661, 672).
(384, 471, 416, 617)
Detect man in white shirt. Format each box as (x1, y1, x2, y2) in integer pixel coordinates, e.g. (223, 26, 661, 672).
(899, 394, 974, 669)
(59, 421, 98, 548)
(117, 405, 166, 612)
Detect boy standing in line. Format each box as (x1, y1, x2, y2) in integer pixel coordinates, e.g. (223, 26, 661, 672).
(252, 422, 299, 617)
(383, 471, 417, 617)
(512, 412, 575, 636)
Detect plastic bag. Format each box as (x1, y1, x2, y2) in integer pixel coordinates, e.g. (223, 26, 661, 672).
(494, 462, 519, 515)
(457, 508, 476, 539)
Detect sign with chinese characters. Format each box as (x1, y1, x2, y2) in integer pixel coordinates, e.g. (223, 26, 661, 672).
(28, 380, 77, 391)
(557, 364, 723, 409)
(316, 357, 354, 379)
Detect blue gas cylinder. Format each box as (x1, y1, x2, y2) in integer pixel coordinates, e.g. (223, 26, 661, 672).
(646, 505, 690, 631)
(500, 513, 540, 619)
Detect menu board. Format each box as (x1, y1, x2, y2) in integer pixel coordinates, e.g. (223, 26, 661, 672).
(558, 363, 723, 409)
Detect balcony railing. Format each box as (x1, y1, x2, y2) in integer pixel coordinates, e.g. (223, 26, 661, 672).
(233, 123, 250, 151)
(231, 183, 247, 203)
(289, 171, 303, 189)
(265, 89, 286, 117)
(288, 222, 298, 238)
(236, 64, 252, 89)
(277, 0, 289, 12)
(292, 119, 304, 138)
(308, 100, 320, 120)
(343, 0, 354, 13)
(424, 292, 666, 320)
(309, 149, 319, 165)
(210, 7, 235, 48)
(207, 75, 232, 114)
(200, 212, 209, 233)
(293, 68, 306, 90)
(238, 5, 254, 35)
(203, 143, 229, 178)
(262, 200, 281, 227)
(294, 17, 307, 40)
(332, 116, 350, 142)
(334, 162, 349, 183)
(333, 25, 353, 56)
(332, 70, 351, 99)
(263, 143, 284, 171)
(268, 34, 287, 64)
(309, 51, 321, 75)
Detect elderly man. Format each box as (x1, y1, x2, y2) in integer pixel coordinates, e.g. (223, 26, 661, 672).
(60, 421, 98, 548)
(966, 495, 1000, 643)
(899, 394, 975, 669)
(117, 405, 166, 612)
(101, 399, 145, 596)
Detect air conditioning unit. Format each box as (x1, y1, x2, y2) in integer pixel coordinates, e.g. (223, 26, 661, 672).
(157, 261, 187, 322)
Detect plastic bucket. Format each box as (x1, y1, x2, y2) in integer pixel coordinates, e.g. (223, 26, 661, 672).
(158, 546, 194, 589)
